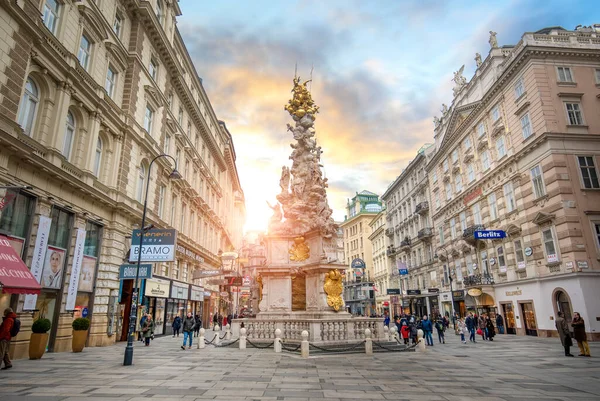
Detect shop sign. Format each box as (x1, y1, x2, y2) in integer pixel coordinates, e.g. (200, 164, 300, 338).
(224, 276, 243, 286)
(407, 289, 421, 295)
(145, 278, 170, 298)
(171, 281, 190, 300)
(565, 261, 574, 270)
(176, 244, 205, 263)
(24, 215, 52, 310)
(489, 257, 496, 266)
(427, 288, 439, 293)
(203, 291, 211, 297)
(505, 290, 522, 296)
(546, 253, 558, 263)
(219, 291, 229, 297)
(390, 296, 398, 303)
(130, 229, 177, 262)
(119, 264, 153, 280)
(577, 261, 589, 269)
(452, 290, 465, 300)
(524, 247, 533, 257)
(402, 299, 410, 307)
(231, 287, 240, 292)
(66, 228, 87, 311)
(463, 187, 482, 206)
(474, 230, 506, 240)
(517, 261, 526, 270)
(467, 288, 483, 297)
(351, 258, 366, 269)
(192, 269, 221, 279)
(190, 285, 204, 301)
(242, 276, 252, 286)
(383, 301, 389, 306)
(386, 288, 401, 295)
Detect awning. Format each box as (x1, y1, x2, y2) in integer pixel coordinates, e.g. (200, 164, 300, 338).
(0, 235, 41, 294)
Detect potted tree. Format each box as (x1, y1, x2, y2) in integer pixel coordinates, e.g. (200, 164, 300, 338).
(29, 318, 51, 360)
(72, 317, 90, 352)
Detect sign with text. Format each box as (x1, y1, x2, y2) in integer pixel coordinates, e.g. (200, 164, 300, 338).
(144, 278, 170, 298)
(176, 244, 205, 263)
(130, 229, 177, 262)
(171, 281, 190, 300)
(463, 187, 483, 206)
(351, 258, 366, 269)
(119, 264, 153, 280)
(386, 288, 401, 295)
(192, 269, 221, 279)
(24, 215, 52, 310)
(190, 285, 204, 301)
(406, 289, 421, 295)
(66, 228, 87, 311)
(224, 276, 243, 286)
(474, 230, 506, 240)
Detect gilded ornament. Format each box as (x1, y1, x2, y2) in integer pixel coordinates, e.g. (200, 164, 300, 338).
(284, 76, 319, 120)
(295, 109, 306, 118)
(289, 236, 310, 262)
(257, 274, 263, 303)
(323, 269, 344, 312)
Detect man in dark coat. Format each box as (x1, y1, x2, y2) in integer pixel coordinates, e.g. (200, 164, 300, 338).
(571, 312, 591, 357)
(555, 312, 574, 357)
(496, 314, 505, 334)
(172, 315, 182, 337)
(181, 312, 195, 350)
(465, 313, 476, 343)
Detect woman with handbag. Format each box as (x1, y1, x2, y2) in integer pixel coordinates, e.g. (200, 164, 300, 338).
(555, 311, 574, 357)
(142, 315, 155, 346)
(571, 312, 591, 357)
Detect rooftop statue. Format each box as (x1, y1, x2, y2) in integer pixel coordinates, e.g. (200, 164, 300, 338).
(268, 76, 337, 238)
(452, 65, 467, 97)
(489, 31, 498, 48)
(475, 53, 482, 67)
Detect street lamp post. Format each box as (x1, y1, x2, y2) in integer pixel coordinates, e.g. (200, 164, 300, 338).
(123, 154, 180, 366)
(434, 248, 456, 326)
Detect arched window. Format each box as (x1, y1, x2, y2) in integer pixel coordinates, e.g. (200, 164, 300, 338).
(63, 111, 75, 160)
(18, 77, 39, 136)
(93, 137, 102, 177)
(555, 290, 572, 322)
(136, 164, 146, 202)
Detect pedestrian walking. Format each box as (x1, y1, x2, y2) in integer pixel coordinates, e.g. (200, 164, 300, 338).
(477, 314, 487, 341)
(435, 318, 446, 344)
(458, 318, 468, 344)
(172, 315, 181, 337)
(142, 315, 154, 346)
(400, 322, 410, 345)
(181, 312, 195, 350)
(409, 321, 418, 345)
(495, 313, 505, 334)
(0, 308, 18, 370)
(485, 316, 495, 341)
(212, 313, 218, 330)
(138, 313, 147, 342)
(555, 312, 574, 357)
(466, 313, 476, 343)
(421, 315, 434, 346)
(222, 315, 228, 328)
(571, 312, 591, 357)
(384, 312, 390, 327)
(194, 315, 202, 337)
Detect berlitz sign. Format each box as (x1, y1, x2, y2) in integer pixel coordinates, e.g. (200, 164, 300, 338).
(130, 229, 177, 262)
(474, 230, 506, 239)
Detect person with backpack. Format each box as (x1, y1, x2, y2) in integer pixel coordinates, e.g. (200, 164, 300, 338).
(435, 318, 446, 344)
(0, 308, 19, 370)
(172, 315, 182, 337)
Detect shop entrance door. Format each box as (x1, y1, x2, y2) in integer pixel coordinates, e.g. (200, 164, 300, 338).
(520, 302, 538, 336)
(501, 303, 516, 334)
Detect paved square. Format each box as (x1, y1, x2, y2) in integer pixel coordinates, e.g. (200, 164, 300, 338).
(1, 330, 599, 401)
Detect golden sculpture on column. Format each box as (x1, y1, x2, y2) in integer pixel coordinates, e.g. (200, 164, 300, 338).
(323, 269, 344, 311)
(289, 236, 310, 262)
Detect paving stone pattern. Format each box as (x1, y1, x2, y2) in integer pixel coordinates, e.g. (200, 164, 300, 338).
(1, 329, 599, 401)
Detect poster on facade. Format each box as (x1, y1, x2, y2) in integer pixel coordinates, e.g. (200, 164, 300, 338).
(145, 278, 170, 298)
(547, 253, 558, 263)
(24, 215, 52, 310)
(78, 256, 96, 292)
(41, 247, 66, 289)
(66, 228, 87, 311)
(130, 228, 177, 262)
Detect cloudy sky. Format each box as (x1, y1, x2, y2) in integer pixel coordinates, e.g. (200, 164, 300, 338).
(178, 0, 597, 232)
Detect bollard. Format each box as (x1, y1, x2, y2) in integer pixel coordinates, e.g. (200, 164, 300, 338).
(301, 330, 309, 358)
(239, 327, 247, 350)
(417, 329, 426, 352)
(390, 325, 398, 341)
(274, 328, 282, 353)
(226, 324, 232, 341)
(383, 325, 390, 341)
(365, 328, 373, 355)
(214, 325, 221, 346)
(198, 328, 205, 349)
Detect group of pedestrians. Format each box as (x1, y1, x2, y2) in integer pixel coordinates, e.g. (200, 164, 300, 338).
(392, 313, 450, 346)
(555, 311, 591, 357)
(212, 313, 235, 329)
(458, 312, 497, 343)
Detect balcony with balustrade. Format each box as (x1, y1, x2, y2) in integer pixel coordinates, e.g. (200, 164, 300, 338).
(400, 237, 411, 251)
(463, 224, 485, 245)
(415, 201, 429, 215)
(462, 273, 495, 288)
(417, 227, 433, 241)
(385, 227, 394, 237)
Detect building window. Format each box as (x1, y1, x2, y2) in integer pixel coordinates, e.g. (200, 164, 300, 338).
(466, 253, 474, 276)
(63, 111, 75, 161)
(136, 164, 146, 202)
(491, 105, 500, 122)
(164, 134, 171, 154)
(496, 136, 506, 158)
(530, 165, 545, 199)
(156, 0, 164, 25)
(438, 226, 444, 245)
(594, 223, 600, 251)
(144, 105, 153, 133)
(542, 227, 559, 263)
(171, 195, 177, 225)
(432, 170, 437, 183)
(158, 185, 166, 218)
(565, 103, 584, 126)
(514, 77, 525, 98)
(113, 13, 122, 38)
(77, 34, 91, 70)
(497, 246, 506, 272)
(454, 174, 462, 193)
(175, 148, 181, 168)
(93, 137, 102, 177)
(480, 250, 489, 275)
(455, 260, 463, 281)
(472, 202, 481, 225)
(557, 66, 574, 83)
(477, 122, 486, 137)
(459, 211, 467, 231)
(43, 0, 60, 34)
(488, 192, 498, 220)
(445, 182, 452, 201)
(467, 163, 475, 182)
(503, 182, 516, 212)
(435, 193, 440, 210)
(452, 149, 459, 164)
(577, 156, 599, 189)
(595, 69, 600, 84)
(167, 92, 173, 109)
(481, 150, 490, 171)
(17, 77, 39, 137)
(187, 122, 191, 137)
(521, 113, 532, 139)
(514, 239, 525, 269)
(450, 218, 456, 239)
(105, 66, 116, 98)
(149, 58, 158, 81)
(181, 203, 186, 232)
(443, 159, 449, 173)
(178, 107, 183, 125)
(463, 136, 471, 150)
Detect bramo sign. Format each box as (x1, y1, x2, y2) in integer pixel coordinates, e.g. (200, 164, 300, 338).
(130, 229, 177, 262)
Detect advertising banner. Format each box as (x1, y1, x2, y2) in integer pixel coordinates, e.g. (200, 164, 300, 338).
(144, 278, 170, 298)
(24, 215, 52, 310)
(66, 228, 87, 311)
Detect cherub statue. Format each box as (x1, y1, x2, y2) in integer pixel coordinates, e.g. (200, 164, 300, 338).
(266, 201, 283, 225)
(489, 31, 498, 48)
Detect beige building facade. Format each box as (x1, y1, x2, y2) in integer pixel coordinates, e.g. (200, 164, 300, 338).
(368, 209, 391, 315)
(0, 0, 245, 359)
(429, 26, 600, 339)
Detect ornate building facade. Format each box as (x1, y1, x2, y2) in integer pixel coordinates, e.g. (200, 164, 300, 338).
(429, 26, 600, 339)
(0, 0, 245, 359)
(368, 209, 391, 315)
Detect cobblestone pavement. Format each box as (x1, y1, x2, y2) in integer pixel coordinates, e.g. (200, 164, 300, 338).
(1, 329, 599, 401)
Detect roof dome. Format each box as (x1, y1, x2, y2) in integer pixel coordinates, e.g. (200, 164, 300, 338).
(365, 203, 382, 212)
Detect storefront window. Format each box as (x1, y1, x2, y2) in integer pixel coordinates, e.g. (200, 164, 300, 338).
(0, 189, 35, 239)
(73, 293, 90, 319)
(84, 221, 101, 257)
(48, 207, 73, 249)
(79, 221, 101, 293)
(154, 298, 165, 335)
